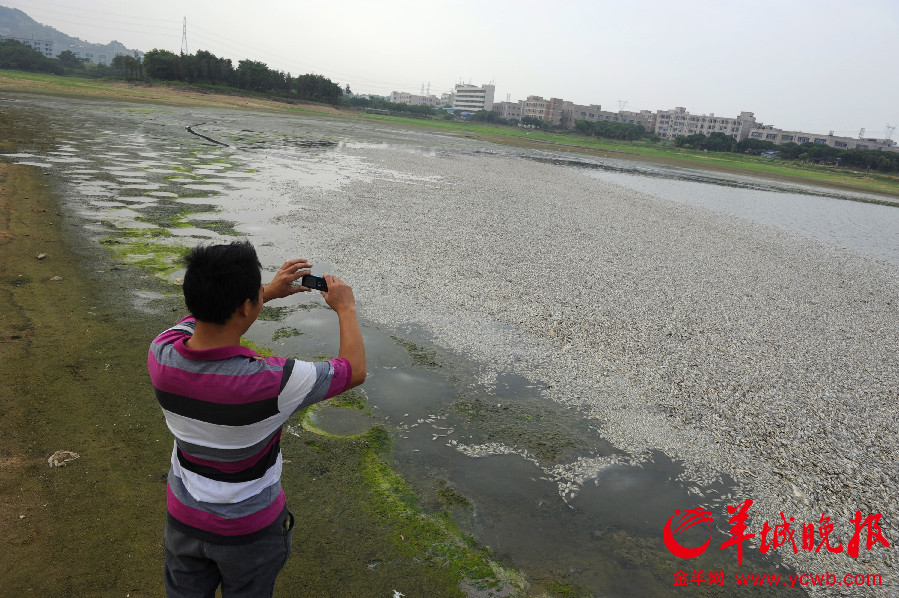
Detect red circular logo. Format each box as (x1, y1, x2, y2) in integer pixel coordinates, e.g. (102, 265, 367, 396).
(663, 508, 714, 558)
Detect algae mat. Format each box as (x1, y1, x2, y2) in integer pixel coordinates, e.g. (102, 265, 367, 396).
(0, 169, 506, 596)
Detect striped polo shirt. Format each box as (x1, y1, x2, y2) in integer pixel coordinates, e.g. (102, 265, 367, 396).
(148, 316, 352, 542)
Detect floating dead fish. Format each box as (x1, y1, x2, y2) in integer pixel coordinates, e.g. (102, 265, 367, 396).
(48, 450, 80, 467)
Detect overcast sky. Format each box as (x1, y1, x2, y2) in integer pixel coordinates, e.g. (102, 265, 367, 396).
(4, 0, 898, 138)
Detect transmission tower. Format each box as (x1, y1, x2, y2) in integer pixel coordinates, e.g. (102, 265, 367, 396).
(617, 99, 628, 112)
(858, 127, 865, 138)
(885, 123, 896, 141)
(181, 17, 188, 55)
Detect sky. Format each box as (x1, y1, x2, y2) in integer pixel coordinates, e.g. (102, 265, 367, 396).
(3, 0, 898, 139)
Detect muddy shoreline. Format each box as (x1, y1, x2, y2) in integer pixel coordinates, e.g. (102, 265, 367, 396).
(0, 151, 514, 595)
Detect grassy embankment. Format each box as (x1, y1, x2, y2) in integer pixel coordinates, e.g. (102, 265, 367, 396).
(0, 148, 524, 595)
(2, 69, 898, 200)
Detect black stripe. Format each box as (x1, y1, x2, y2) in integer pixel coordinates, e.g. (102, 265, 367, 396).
(177, 440, 280, 483)
(155, 388, 279, 425)
(279, 359, 295, 393)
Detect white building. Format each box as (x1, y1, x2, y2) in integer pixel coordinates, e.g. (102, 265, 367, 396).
(748, 125, 895, 151)
(452, 83, 495, 112)
(655, 107, 757, 140)
(389, 91, 439, 107)
(0, 35, 54, 57)
(492, 101, 522, 120)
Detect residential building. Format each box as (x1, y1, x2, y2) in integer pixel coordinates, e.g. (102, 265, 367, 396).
(655, 107, 757, 141)
(389, 91, 439, 107)
(452, 83, 495, 112)
(517, 95, 573, 126)
(0, 35, 54, 57)
(747, 125, 895, 151)
(492, 101, 521, 120)
(520, 95, 551, 121)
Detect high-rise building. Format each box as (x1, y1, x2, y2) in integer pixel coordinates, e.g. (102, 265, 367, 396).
(452, 83, 495, 112)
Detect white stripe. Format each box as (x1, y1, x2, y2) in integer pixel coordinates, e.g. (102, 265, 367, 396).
(278, 360, 318, 413)
(162, 410, 287, 450)
(171, 448, 283, 504)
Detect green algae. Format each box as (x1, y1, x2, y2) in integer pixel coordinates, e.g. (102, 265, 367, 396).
(99, 231, 188, 278)
(392, 334, 441, 367)
(273, 326, 303, 340)
(329, 388, 369, 413)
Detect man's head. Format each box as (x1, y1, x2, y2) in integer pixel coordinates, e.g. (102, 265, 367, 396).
(182, 241, 262, 325)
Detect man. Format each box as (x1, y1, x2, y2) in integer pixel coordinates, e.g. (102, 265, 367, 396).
(147, 241, 366, 597)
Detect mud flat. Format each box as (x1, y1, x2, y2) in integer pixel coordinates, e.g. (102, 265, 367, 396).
(0, 116, 519, 597)
(278, 148, 899, 591)
(2, 90, 897, 596)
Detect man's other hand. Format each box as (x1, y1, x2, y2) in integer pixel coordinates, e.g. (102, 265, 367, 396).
(263, 258, 312, 302)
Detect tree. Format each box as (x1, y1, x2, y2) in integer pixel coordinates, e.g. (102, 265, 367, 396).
(0, 39, 63, 74)
(57, 50, 86, 69)
(736, 138, 777, 155)
(143, 49, 181, 81)
(293, 73, 343, 104)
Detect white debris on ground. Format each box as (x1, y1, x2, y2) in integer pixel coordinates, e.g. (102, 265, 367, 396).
(276, 147, 899, 593)
(47, 450, 80, 467)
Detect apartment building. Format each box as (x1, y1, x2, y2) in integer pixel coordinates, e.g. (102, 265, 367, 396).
(516, 96, 575, 126)
(492, 101, 522, 120)
(389, 91, 439, 107)
(655, 107, 757, 140)
(452, 83, 495, 112)
(0, 35, 54, 57)
(748, 126, 895, 151)
(519, 95, 550, 121)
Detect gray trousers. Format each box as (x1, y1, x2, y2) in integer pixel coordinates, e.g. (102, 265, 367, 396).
(163, 511, 294, 598)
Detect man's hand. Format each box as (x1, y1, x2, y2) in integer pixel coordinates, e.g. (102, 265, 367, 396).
(321, 274, 356, 315)
(322, 274, 366, 387)
(263, 258, 312, 302)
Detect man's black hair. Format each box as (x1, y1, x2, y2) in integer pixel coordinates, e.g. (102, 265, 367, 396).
(182, 241, 262, 325)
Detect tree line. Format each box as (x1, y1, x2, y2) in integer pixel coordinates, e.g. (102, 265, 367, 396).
(574, 119, 648, 141)
(0, 40, 344, 105)
(674, 132, 899, 172)
(0, 38, 142, 78)
(343, 95, 437, 117)
(0, 39, 63, 74)
(141, 49, 343, 104)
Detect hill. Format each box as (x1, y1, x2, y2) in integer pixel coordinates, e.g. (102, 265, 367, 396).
(0, 5, 140, 60)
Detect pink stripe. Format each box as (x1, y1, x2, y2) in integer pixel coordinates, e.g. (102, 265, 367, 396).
(174, 338, 262, 362)
(166, 483, 285, 536)
(179, 431, 282, 473)
(150, 360, 282, 404)
(324, 358, 352, 399)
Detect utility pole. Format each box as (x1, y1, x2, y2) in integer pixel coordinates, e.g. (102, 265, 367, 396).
(181, 17, 188, 55)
